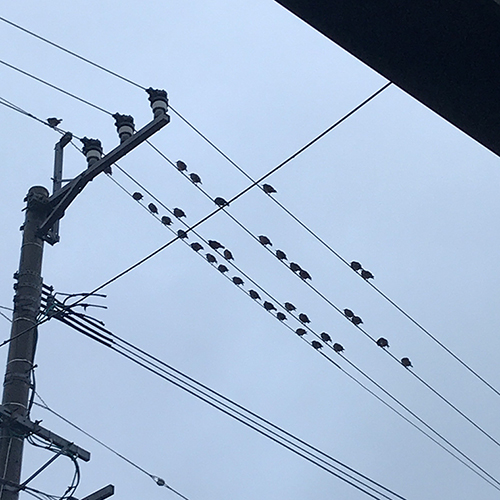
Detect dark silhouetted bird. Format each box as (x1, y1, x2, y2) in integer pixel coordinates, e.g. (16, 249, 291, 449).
(320, 332, 331, 343)
(376, 337, 389, 348)
(276, 250, 287, 260)
(249, 290, 261, 300)
(344, 309, 354, 318)
(361, 269, 374, 280)
(132, 192, 143, 201)
(176, 160, 187, 171)
(277, 312, 287, 321)
(223, 249, 233, 261)
(148, 203, 158, 214)
(161, 216, 172, 226)
(350, 261, 362, 271)
(47, 117, 62, 128)
(259, 235, 272, 246)
(352, 316, 363, 325)
(206, 253, 217, 264)
(191, 242, 203, 252)
(218, 264, 229, 273)
(214, 197, 229, 207)
(299, 313, 310, 324)
(177, 229, 188, 239)
(299, 269, 312, 281)
(208, 240, 224, 250)
(312, 341, 322, 350)
(290, 262, 301, 273)
(401, 357, 412, 368)
(173, 208, 186, 218)
(262, 184, 277, 194)
(189, 173, 202, 184)
(284, 302, 296, 312)
(263, 301, 276, 311)
(333, 343, 344, 353)
(232, 276, 244, 286)
(295, 328, 307, 336)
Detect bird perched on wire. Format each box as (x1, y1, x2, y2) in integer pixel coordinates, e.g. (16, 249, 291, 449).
(47, 117, 62, 128)
(263, 301, 276, 311)
(320, 332, 331, 343)
(295, 328, 307, 336)
(218, 264, 229, 273)
(249, 290, 260, 300)
(277, 312, 287, 321)
(401, 357, 412, 368)
(312, 341, 322, 350)
(190, 242, 203, 252)
(276, 250, 287, 261)
(176, 160, 187, 171)
(132, 192, 143, 201)
(333, 343, 344, 353)
(259, 235, 272, 246)
(177, 229, 188, 239)
(290, 262, 301, 273)
(232, 276, 244, 286)
(173, 208, 186, 218)
(206, 253, 217, 264)
(361, 269, 374, 280)
(350, 261, 362, 271)
(189, 173, 202, 184)
(148, 203, 158, 214)
(299, 269, 312, 281)
(376, 337, 389, 348)
(223, 249, 233, 261)
(262, 184, 277, 194)
(298, 313, 310, 324)
(214, 197, 229, 207)
(352, 316, 363, 325)
(344, 309, 354, 318)
(208, 240, 224, 250)
(161, 216, 172, 226)
(284, 302, 296, 312)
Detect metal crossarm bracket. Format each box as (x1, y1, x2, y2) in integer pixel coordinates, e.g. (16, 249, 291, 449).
(0, 406, 90, 462)
(81, 484, 115, 500)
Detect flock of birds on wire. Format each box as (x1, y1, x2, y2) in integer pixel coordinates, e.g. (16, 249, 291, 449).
(130, 159, 413, 369)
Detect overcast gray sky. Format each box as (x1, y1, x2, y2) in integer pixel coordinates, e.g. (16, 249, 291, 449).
(1, 1, 500, 499)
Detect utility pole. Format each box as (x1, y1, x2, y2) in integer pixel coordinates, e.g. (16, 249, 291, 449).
(0, 88, 170, 499)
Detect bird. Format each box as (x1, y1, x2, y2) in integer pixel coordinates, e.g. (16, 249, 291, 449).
(176, 160, 187, 171)
(262, 184, 277, 194)
(276, 250, 287, 260)
(223, 249, 234, 261)
(299, 269, 312, 280)
(320, 332, 331, 343)
(343, 308, 354, 318)
(132, 192, 143, 201)
(214, 197, 229, 207)
(311, 341, 322, 350)
(47, 117, 62, 128)
(249, 290, 261, 300)
(232, 276, 244, 286)
(218, 264, 229, 273)
(258, 235, 272, 246)
(208, 240, 224, 250)
(352, 316, 363, 325)
(361, 269, 374, 280)
(148, 203, 158, 214)
(298, 313, 310, 324)
(350, 261, 362, 271)
(190, 242, 203, 252)
(295, 328, 307, 336)
(206, 253, 217, 264)
(401, 357, 412, 368)
(284, 302, 296, 312)
(173, 208, 186, 218)
(263, 301, 276, 311)
(161, 216, 172, 226)
(376, 337, 389, 348)
(333, 343, 344, 353)
(276, 312, 287, 321)
(189, 173, 202, 184)
(177, 229, 188, 239)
